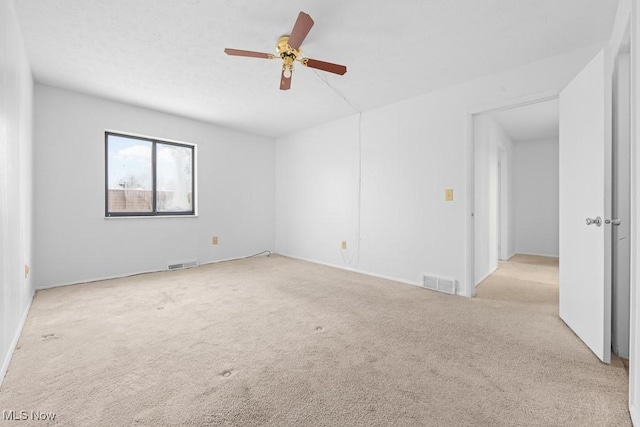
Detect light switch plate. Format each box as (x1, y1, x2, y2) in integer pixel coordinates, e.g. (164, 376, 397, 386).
(445, 189, 454, 201)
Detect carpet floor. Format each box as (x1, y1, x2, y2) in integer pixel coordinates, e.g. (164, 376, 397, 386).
(0, 254, 631, 426)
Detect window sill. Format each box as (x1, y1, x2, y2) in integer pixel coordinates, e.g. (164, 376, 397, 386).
(104, 215, 198, 219)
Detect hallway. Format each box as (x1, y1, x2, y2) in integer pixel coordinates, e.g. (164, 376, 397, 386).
(477, 253, 630, 370)
(476, 254, 559, 309)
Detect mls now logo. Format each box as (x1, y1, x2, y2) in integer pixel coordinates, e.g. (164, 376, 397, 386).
(3, 410, 57, 421)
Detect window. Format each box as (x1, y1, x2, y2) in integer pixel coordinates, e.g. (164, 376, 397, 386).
(105, 132, 195, 217)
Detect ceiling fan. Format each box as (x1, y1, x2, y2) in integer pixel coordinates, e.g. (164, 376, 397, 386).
(224, 11, 347, 91)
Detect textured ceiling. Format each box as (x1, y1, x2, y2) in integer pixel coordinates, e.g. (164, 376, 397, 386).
(492, 99, 559, 142)
(14, 0, 618, 137)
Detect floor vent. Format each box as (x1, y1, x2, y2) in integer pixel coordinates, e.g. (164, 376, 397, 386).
(422, 274, 457, 295)
(167, 260, 199, 271)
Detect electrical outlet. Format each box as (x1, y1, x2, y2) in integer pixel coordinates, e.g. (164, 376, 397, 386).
(341, 241, 347, 249)
(212, 236, 219, 245)
(445, 189, 454, 201)
(24, 264, 29, 279)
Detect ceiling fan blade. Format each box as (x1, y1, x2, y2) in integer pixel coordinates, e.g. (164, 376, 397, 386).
(302, 58, 347, 75)
(280, 69, 292, 91)
(287, 12, 314, 50)
(224, 48, 274, 59)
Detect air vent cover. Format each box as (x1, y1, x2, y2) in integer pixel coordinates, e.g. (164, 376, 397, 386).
(422, 274, 457, 295)
(167, 260, 199, 271)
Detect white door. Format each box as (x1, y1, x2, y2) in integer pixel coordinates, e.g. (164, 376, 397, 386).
(559, 49, 612, 363)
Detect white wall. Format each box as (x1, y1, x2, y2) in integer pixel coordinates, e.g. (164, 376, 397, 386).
(500, 148, 516, 261)
(474, 114, 514, 285)
(275, 114, 361, 266)
(513, 138, 559, 257)
(0, 0, 34, 384)
(276, 44, 602, 295)
(34, 84, 275, 289)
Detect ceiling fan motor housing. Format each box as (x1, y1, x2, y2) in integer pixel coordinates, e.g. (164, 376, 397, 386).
(277, 35, 299, 71)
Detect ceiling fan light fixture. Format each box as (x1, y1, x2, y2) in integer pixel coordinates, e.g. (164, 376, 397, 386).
(224, 11, 347, 90)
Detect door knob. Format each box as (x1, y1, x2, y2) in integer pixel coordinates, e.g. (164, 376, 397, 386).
(586, 217, 602, 226)
(605, 218, 621, 226)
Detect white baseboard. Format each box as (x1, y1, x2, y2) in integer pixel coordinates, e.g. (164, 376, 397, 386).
(275, 252, 450, 293)
(630, 403, 638, 426)
(199, 251, 272, 266)
(36, 268, 163, 290)
(513, 251, 559, 259)
(1, 292, 34, 389)
(475, 266, 498, 287)
(36, 252, 273, 291)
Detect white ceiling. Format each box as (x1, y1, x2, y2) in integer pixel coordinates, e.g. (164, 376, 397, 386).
(14, 0, 618, 137)
(491, 99, 559, 142)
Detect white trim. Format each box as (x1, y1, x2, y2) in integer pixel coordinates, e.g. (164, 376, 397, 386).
(629, 0, 639, 419)
(468, 90, 560, 116)
(512, 251, 559, 259)
(35, 252, 273, 290)
(465, 111, 476, 298)
(610, 0, 633, 55)
(275, 252, 434, 291)
(1, 294, 34, 389)
(198, 253, 272, 266)
(277, 253, 470, 296)
(104, 129, 197, 148)
(475, 266, 498, 287)
(36, 268, 164, 290)
(104, 215, 199, 220)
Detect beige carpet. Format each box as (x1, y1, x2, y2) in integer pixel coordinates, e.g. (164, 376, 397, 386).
(476, 254, 560, 307)
(0, 254, 631, 426)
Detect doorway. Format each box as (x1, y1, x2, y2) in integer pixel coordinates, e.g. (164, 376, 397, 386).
(471, 47, 632, 362)
(473, 98, 560, 289)
(464, 4, 636, 418)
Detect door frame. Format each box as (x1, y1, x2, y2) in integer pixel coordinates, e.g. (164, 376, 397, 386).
(609, 0, 637, 422)
(465, 89, 558, 297)
(498, 148, 510, 261)
(627, 0, 638, 423)
(612, 19, 632, 360)
(497, 152, 502, 260)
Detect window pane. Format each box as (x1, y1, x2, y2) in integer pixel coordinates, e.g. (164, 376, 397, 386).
(107, 135, 153, 213)
(156, 143, 193, 212)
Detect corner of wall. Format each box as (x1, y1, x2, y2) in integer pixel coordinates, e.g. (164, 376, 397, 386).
(0, 0, 36, 387)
